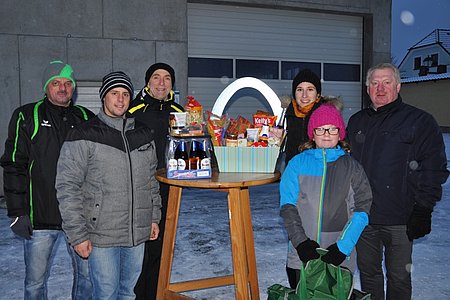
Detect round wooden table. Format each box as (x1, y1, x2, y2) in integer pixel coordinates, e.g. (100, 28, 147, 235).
(155, 169, 281, 300)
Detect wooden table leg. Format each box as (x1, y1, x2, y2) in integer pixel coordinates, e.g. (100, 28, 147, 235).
(157, 185, 183, 300)
(228, 188, 250, 300)
(240, 188, 260, 300)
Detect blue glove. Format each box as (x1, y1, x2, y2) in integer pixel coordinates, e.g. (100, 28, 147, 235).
(10, 215, 32, 240)
(321, 243, 346, 266)
(296, 239, 320, 263)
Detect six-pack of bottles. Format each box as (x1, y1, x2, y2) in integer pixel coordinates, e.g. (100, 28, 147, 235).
(165, 136, 212, 179)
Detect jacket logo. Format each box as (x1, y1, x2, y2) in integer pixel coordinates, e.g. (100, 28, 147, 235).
(41, 120, 52, 127)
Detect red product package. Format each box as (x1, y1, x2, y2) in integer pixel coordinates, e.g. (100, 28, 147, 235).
(253, 114, 278, 128)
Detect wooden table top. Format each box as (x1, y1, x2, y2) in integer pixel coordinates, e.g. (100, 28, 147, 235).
(156, 169, 280, 189)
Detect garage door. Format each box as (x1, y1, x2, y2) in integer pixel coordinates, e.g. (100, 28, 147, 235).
(187, 3, 363, 122)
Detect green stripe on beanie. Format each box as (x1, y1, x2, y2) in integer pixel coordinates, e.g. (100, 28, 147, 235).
(42, 60, 76, 92)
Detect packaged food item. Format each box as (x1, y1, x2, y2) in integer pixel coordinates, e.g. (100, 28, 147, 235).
(237, 138, 247, 147)
(226, 133, 238, 147)
(169, 112, 187, 135)
(268, 126, 285, 146)
(253, 112, 278, 128)
(226, 116, 251, 136)
(246, 127, 260, 144)
(259, 125, 269, 140)
(206, 111, 229, 146)
(185, 96, 203, 125)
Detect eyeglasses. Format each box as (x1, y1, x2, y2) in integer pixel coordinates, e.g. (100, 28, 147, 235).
(313, 127, 340, 136)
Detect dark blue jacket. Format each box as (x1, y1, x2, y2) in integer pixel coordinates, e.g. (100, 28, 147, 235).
(347, 96, 448, 225)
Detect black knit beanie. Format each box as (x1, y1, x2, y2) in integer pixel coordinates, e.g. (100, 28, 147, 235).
(144, 63, 175, 87)
(291, 69, 321, 97)
(99, 71, 134, 101)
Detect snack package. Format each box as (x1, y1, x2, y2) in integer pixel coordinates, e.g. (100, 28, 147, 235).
(268, 126, 285, 146)
(253, 111, 278, 128)
(206, 111, 229, 146)
(185, 96, 203, 125)
(226, 116, 252, 136)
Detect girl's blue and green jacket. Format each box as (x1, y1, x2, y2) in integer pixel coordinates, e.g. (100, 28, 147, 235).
(280, 146, 372, 271)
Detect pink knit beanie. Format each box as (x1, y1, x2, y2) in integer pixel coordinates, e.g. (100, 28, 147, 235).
(307, 104, 346, 140)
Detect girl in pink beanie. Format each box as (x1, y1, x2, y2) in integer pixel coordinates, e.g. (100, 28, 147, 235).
(279, 102, 372, 294)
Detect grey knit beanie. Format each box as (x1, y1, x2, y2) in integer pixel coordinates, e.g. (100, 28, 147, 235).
(42, 60, 76, 92)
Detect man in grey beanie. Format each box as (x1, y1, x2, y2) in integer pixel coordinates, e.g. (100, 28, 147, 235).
(1, 60, 94, 299)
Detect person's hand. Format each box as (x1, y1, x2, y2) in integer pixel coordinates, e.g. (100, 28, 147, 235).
(321, 243, 346, 266)
(150, 223, 159, 241)
(10, 216, 32, 240)
(407, 205, 433, 241)
(74, 240, 92, 258)
(296, 239, 320, 263)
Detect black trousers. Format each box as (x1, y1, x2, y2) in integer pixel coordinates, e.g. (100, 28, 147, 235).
(134, 183, 169, 300)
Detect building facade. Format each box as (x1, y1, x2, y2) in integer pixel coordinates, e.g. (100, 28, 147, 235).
(398, 28, 450, 130)
(0, 0, 392, 191)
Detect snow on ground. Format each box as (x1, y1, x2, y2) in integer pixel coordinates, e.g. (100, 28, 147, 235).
(0, 134, 449, 299)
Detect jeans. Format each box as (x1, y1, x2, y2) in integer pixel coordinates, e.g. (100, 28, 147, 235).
(356, 225, 413, 300)
(23, 229, 92, 300)
(66, 236, 92, 300)
(89, 244, 145, 300)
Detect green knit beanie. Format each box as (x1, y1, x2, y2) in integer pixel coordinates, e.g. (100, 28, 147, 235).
(42, 60, 76, 92)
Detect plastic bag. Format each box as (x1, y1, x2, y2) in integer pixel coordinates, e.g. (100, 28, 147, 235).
(267, 249, 354, 300)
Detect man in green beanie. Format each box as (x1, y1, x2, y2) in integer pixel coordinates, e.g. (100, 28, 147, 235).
(1, 60, 94, 299)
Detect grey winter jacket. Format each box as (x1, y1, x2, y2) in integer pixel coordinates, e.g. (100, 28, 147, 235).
(56, 109, 162, 247)
(280, 147, 372, 271)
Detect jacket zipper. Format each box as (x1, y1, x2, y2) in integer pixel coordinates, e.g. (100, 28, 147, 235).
(122, 119, 135, 245)
(316, 148, 327, 244)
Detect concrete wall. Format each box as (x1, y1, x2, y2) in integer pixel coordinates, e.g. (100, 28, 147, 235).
(400, 79, 450, 129)
(0, 0, 392, 195)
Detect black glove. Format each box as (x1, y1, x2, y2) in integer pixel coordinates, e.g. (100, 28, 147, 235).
(10, 215, 32, 240)
(296, 239, 320, 263)
(406, 205, 432, 241)
(321, 243, 346, 266)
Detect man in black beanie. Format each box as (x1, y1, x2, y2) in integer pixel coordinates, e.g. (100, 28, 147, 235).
(129, 62, 184, 300)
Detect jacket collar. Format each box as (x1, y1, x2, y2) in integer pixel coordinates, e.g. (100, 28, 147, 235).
(368, 95, 403, 116)
(43, 96, 73, 112)
(305, 145, 346, 162)
(98, 108, 134, 132)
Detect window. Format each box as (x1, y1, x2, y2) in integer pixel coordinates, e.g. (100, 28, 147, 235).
(431, 53, 438, 67)
(281, 62, 321, 80)
(323, 63, 360, 82)
(236, 59, 278, 79)
(414, 57, 421, 70)
(188, 58, 233, 78)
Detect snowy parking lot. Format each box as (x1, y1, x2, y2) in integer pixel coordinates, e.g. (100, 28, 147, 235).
(0, 134, 449, 299)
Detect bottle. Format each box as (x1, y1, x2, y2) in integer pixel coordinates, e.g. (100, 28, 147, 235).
(189, 140, 201, 170)
(174, 140, 189, 170)
(167, 139, 178, 171)
(199, 140, 211, 170)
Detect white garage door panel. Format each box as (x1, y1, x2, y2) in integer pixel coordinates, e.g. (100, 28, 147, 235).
(188, 3, 363, 122)
(188, 3, 362, 62)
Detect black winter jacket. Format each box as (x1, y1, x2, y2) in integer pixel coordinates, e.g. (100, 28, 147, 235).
(128, 88, 184, 169)
(347, 96, 448, 225)
(1, 98, 94, 229)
